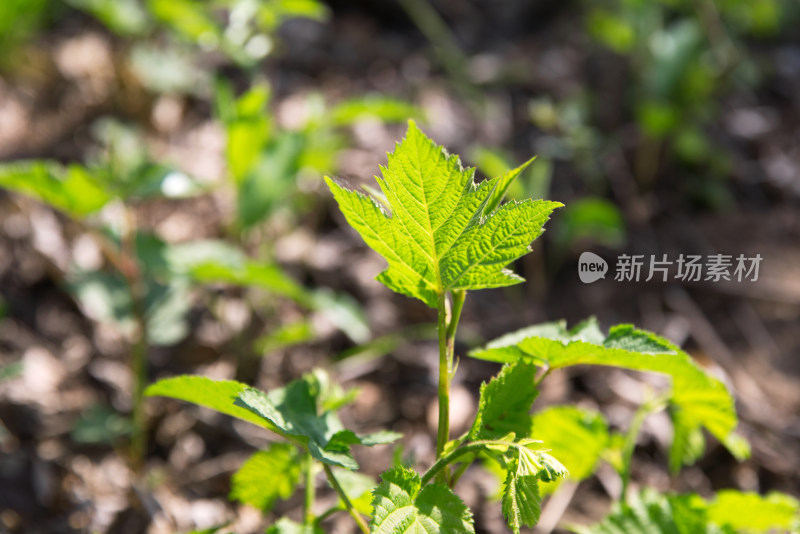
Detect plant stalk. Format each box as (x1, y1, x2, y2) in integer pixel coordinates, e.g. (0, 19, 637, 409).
(121, 208, 148, 470)
(435, 290, 466, 484)
(304, 454, 315, 526)
(323, 464, 369, 534)
(422, 440, 509, 485)
(436, 294, 450, 463)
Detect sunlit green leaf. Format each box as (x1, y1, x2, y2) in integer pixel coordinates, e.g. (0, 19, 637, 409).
(326, 121, 561, 307)
(370, 466, 475, 534)
(471, 318, 742, 469)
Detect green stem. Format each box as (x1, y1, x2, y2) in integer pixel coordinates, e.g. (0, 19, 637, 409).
(304, 454, 315, 526)
(435, 291, 466, 484)
(121, 208, 148, 471)
(446, 290, 465, 377)
(436, 294, 450, 462)
(422, 440, 510, 486)
(323, 464, 369, 534)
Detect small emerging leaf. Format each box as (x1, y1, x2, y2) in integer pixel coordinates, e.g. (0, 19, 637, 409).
(502, 456, 542, 534)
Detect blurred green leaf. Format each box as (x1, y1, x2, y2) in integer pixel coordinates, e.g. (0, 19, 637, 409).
(237, 133, 304, 229)
(329, 96, 421, 126)
(256, 0, 328, 30)
(588, 10, 635, 53)
(674, 126, 711, 164)
(706, 490, 800, 532)
(0, 161, 111, 217)
(310, 289, 370, 344)
(531, 406, 609, 493)
(71, 404, 133, 444)
(266, 518, 321, 534)
(223, 83, 272, 184)
(147, 0, 220, 47)
(637, 101, 680, 138)
(0, 0, 50, 62)
(130, 43, 210, 95)
(165, 239, 309, 303)
(256, 320, 315, 354)
(144, 277, 192, 346)
(230, 444, 301, 511)
(556, 198, 627, 250)
(67, 0, 150, 36)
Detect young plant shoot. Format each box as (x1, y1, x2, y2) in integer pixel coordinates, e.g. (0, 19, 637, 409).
(146, 122, 798, 533)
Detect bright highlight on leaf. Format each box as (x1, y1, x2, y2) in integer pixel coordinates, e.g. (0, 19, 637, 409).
(470, 317, 745, 470)
(370, 466, 475, 534)
(325, 121, 561, 307)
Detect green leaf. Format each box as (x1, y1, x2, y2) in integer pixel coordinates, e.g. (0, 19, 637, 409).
(571, 489, 713, 534)
(706, 491, 800, 533)
(230, 444, 301, 512)
(220, 83, 272, 184)
(326, 121, 561, 307)
(147, 0, 220, 46)
(144, 375, 277, 430)
(0, 161, 111, 217)
(236, 133, 303, 228)
(165, 240, 309, 303)
(329, 97, 421, 126)
(555, 198, 627, 250)
(71, 403, 133, 444)
(471, 319, 741, 468)
(266, 518, 322, 534)
(309, 288, 370, 344)
(68, 265, 192, 347)
(499, 445, 567, 533)
(483, 157, 535, 215)
(469, 362, 538, 441)
(502, 456, 542, 534)
(66, 0, 151, 36)
(234, 375, 400, 469)
(370, 466, 475, 534)
(572, 489, 800, 534)
(531, 406, 609, 490)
